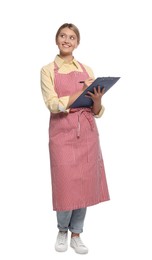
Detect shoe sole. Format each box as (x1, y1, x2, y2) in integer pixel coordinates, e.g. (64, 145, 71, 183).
(70, 244, 88, 254)
(55, 247, 68, 252)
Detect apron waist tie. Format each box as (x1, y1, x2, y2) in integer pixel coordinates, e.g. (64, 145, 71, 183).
(70, 108, 94, 137)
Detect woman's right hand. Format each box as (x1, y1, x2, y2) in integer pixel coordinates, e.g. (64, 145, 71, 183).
(82, 77, 94, 91)
(67, 78, 94, 108)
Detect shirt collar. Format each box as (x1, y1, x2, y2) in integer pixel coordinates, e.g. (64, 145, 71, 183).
(54, 55, 80, 69)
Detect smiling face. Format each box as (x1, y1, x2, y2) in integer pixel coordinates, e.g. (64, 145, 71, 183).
(56, 27, 79, 57)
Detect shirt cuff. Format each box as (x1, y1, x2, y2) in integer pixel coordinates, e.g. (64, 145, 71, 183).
(94, 105, 105, 118)
(50, 96, 70, 113)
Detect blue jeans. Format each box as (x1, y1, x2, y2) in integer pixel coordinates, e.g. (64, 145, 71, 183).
(56, 208, 87, 234)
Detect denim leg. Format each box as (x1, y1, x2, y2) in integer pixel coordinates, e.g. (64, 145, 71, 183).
(56, 210, 73, 232)
(69, 208, 87, 234)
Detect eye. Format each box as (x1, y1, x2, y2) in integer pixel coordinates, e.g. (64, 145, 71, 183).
(60, 34, 65, 38)
(70, 36, 75, 40)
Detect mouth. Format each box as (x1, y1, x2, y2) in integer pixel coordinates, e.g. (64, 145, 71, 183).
(62, 44, 71, 48)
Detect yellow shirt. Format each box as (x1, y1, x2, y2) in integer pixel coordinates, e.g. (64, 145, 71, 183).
(41, 55, 104, 117)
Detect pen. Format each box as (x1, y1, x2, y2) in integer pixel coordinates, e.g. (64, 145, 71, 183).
(79, 81, 85, 83)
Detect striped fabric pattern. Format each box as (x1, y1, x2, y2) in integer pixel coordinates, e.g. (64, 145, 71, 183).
(49, 62, 110, 211)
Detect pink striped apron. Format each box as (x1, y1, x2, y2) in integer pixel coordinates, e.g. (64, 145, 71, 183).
(49, 62, 110, 211)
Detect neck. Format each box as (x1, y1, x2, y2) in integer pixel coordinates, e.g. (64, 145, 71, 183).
(59, 53, 73, 63)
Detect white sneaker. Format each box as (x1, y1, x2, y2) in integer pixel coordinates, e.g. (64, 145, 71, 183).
(55, 231, 68, 252)
(70, 236, 88, 254)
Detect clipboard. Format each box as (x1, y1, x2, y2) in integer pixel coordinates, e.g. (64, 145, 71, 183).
(70, 77, 120, 108)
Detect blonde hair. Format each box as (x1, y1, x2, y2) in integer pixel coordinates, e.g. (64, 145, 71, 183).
(55, 23, 80, 44)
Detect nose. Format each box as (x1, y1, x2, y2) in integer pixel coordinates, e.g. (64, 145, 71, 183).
(63, 35, 70, 43)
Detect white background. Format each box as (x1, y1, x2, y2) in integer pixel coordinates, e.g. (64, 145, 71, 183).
(0, 0, 152, 259)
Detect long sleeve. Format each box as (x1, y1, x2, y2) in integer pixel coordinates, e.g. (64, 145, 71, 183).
(40, 57, 105, 117)
(94, 105, 105, 118)
(41, 65, 70, 113)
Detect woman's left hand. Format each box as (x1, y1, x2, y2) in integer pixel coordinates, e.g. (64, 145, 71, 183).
(85, 86, 105, 103)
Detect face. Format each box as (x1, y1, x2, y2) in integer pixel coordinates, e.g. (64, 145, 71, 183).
(56, 27, 78, 55)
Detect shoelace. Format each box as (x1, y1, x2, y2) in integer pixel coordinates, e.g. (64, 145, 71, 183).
(58, 232, 67, 244)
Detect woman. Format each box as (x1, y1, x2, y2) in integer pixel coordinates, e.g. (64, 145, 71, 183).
(41, 23, 110, 254)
